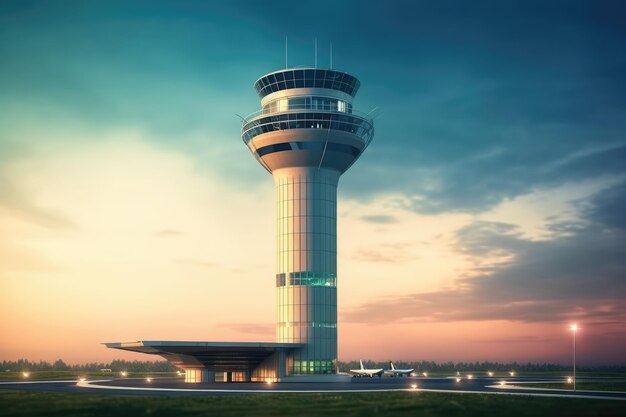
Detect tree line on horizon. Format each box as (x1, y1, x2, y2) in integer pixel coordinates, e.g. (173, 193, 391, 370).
(3, 358, 625, 372)
(1, 359, 177, 372)
(341, 360, 626, 373)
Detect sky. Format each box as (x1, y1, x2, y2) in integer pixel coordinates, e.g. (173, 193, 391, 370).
(1, 0, 625, 365)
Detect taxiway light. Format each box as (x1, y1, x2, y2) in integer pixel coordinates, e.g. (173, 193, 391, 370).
(79, 377, 86, 382)
(146, 378, 152, 382)
(509, 371, 515, 377)
(499, 380, 506, 386)
(422, 372, 428, 377)
(467, 374, 473, 380)
(488, 372, 493, 377)
(567, 377, 573, 384)
(411, 384, 418, 390)
(455, 377, 461, 383)
(22, 372, 29, 378)
(121, 371, 127, 377)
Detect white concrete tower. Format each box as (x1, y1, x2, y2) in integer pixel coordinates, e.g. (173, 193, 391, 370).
(242, 68, 374, 376)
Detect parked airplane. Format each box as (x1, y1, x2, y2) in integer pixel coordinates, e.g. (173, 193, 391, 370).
(384, 361, 414, 377)
(350, 360, 384, 378)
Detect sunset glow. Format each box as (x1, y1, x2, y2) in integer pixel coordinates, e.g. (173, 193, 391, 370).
(1, 1, 625, 368)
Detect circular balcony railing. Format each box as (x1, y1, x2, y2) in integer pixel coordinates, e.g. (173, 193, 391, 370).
(241, 110, 374, 147)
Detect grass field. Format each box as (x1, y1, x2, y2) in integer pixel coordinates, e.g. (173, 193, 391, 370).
(0, 371, 181, 381)
(521, 382, 626, 392)
(0, 390, 625, 417)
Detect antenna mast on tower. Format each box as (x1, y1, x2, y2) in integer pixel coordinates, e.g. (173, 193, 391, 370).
(330, 42, 333, 69)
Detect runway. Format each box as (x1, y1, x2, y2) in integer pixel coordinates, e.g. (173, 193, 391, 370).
(1, 376, 625, 400)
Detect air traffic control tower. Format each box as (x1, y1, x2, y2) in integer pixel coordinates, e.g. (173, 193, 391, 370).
(104, 67, 373, 383)
(242, 67, 374, 376)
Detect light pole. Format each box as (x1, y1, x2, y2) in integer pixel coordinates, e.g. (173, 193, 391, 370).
(569, 324, 578, 391)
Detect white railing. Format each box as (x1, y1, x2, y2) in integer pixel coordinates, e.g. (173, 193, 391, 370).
(242, 107, 374, 125)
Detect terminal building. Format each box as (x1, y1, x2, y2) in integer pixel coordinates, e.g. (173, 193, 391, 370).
(105, 67, 374, 382)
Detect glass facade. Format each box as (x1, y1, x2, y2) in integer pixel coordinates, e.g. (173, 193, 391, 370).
(275, 272, 337, 287)
(242, 112, 374, 145)
(254, 68, 360, 98)
(263, 96, 353, 114)
(275, 168, 338, 375)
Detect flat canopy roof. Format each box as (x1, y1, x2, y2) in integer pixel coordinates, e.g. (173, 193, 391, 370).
(103, 341, 304, 371)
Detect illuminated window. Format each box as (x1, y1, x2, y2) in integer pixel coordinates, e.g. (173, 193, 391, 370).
(278, 98, 289, 112)
(285, 271, 337, 287)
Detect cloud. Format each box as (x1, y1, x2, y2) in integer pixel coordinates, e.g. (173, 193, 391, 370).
(349, 145, 626, 217)
(473, 335, 555, 344)
(360, 215, 398, 224)
(343, 181, 626, 327)
(341, 13, 626, 214)
(351, 249, 407, 263)
(155, 229, 182, 237)
(350, 241, 421, 263)
(3, 1, 626, 217)
(0, 242, 62, 272)
(0, 174, 75, 229)
(175, 258, 217, 268)
(217, 323, 274, 335)
(586, 181, 626, 231)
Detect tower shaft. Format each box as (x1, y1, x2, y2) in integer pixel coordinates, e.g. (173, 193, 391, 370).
(275, 167, 338, 374)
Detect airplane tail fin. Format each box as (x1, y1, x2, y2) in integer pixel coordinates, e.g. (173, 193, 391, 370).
(390, 361, 395, 370)
(360, 360, 364, 370)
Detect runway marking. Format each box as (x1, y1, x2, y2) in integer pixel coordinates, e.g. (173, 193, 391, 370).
(75, 380, 626, 400)
(76, 380, 407, 393)
(419, 387, 626, 401)
(486, 384, 626, 395)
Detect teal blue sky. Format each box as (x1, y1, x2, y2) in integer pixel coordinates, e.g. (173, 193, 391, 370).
(2, 1, 625, 199)
(1, 1, 626, 363)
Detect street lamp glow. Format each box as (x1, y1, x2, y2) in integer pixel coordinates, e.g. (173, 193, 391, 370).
(509, 371, 515, 377)
(79, 377, 86, 382)
(567, 377, 573, 384)
(499, 380, 506, 386)
(422, 372, 428, 377)
(488, 372, 493, 377)
(120, 371, 127, 377)
(411, 383, 418, 390)
(22, 372, 29, 378)
(570, 324, 579, 391)
(146, 378, 152, 382)
(467, 374, 473, 380)
(266, 379, 273, 385)
(455, 377, 461, 383)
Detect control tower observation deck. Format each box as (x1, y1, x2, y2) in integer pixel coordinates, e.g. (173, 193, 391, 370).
(242, 67, 374, 376)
